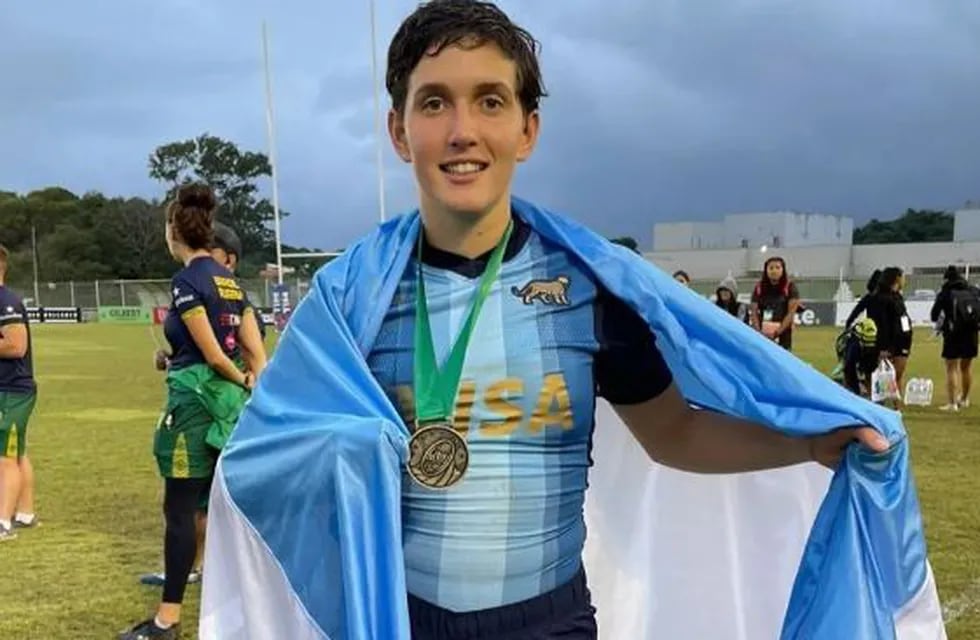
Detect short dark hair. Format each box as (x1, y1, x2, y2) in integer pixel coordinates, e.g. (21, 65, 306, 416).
(386, 0, 547, 114)
(212, 221, 243, 259)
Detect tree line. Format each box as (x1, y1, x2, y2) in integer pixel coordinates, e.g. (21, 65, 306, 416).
(0, 134, 327, 290)
(0, 132, 960, 289)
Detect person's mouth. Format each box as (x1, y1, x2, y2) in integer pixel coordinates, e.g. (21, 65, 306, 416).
(439, 160, 489, 176)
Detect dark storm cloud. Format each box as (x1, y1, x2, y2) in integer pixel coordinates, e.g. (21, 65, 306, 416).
(1, 0, 978, 250)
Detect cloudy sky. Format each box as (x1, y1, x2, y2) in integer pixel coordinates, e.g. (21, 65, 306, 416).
(2, 1, 979, 250)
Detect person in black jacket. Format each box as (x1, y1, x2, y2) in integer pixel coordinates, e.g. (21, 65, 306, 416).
(930, 265, 978, 411)
(865, 267, 912, 405)
(750, 256, 801, 351)
(844, 269, 882, 329)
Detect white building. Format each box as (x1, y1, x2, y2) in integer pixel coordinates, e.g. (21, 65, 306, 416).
(954, 207, 980, 242)
(654, 211, 853, 252)
(644, 241, 980, 281)
(652, 222, 725, 251)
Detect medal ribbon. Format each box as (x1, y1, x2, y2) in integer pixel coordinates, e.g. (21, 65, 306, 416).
(413, 220, 513, 426)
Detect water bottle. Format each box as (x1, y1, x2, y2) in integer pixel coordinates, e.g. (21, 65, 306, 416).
(904, 378, 933, 406)
(905, 379, 918, 405)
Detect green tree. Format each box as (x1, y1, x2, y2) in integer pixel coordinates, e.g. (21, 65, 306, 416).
(853, 209, 954, 244)
(94, 197, 172, 279)
(148, 133, 286, 269)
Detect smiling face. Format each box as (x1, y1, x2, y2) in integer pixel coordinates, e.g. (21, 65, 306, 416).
(388, 41, 540, 225)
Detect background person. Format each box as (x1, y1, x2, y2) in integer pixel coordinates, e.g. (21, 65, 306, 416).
(120, 184, 266, 640)
(714, 275, 749, 323)
(0, 244, 40, 541)
(750, 256, 801, 350)
(866, 267, 913, 405)
(845, 268, 882, 329)
(931, 265, 979, 411)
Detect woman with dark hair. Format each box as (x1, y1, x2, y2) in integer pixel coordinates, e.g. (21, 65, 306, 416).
(715, 276, 749, 323)
(930, 265, 979, 411)
(119, 184, 267, 640)
(845, 268, 882, 329)
(750, 256, 800, 350)
(865, 267, 912, 404)
(672, 270, 690, 286)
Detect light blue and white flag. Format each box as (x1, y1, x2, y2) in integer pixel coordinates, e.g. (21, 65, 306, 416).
(200, 197, 946, 640)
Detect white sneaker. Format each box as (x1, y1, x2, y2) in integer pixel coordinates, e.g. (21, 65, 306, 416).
(0, 523, 16, 542)
(939, 404, 959, 412)
(959, 398, 971, 409)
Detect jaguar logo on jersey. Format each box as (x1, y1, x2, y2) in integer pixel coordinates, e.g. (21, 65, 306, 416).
(511, 276, 571, 305)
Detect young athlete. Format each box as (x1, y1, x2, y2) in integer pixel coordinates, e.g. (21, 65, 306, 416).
(0, 244, 39, 541)
(834, 317, 880, 398)
(931, 265, 979, 410)
(198, 2, 894, 637)
(354, 2, 885, 636)
(119, 185, 266, 640)
(142, 220, 266, 588)
(865, 267, 913, 406)
(212, 221, 267, 341)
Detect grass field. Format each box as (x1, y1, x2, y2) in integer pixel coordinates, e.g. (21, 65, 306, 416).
(1, 323, 977, 639)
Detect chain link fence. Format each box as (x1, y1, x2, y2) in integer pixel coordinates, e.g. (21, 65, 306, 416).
(3, 277, 311, 310)
(2, 273, 955, 311)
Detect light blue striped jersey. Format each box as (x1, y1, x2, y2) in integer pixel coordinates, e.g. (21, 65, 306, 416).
(367, 217, 671, 612)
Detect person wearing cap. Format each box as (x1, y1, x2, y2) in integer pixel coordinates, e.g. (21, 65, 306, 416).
(210, 222, 266, 341)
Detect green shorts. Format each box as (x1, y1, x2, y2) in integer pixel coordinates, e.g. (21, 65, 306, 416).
(153, 392, 219, 480)
(0, 391, 37, 459)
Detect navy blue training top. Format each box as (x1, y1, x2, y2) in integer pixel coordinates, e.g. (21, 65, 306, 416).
(0, 286, 34, 393)
(164, 257, 251, 370)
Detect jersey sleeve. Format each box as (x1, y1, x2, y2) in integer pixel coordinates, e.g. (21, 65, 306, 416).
(788, 282, 801, 300)
(171, 274, 205, 319)
(594, 286, 674, 405)
(0, 291, 26, 328)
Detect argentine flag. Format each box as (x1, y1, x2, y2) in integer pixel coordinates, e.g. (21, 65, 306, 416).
(199, 198, 946, 639)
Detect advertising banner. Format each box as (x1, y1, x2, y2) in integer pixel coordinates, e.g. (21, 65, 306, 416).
(794, 302, 836, 327)
(26, 307, 83, 324)
(98, 306, 152, 324)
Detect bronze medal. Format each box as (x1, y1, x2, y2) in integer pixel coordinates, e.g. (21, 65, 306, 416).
(407, 423, 469, 489)
(409, 220, 513, 491)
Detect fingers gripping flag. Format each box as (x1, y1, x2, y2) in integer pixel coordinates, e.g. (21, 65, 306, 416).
(200, 197, 946, 640)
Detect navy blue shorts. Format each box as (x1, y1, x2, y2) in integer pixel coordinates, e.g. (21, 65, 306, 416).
(408, 568, 598, 640)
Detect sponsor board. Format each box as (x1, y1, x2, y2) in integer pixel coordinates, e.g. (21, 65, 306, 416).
(794, 302, 836, 327)
(97, 306, 152, 324)
(26, 307, 83, 324)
